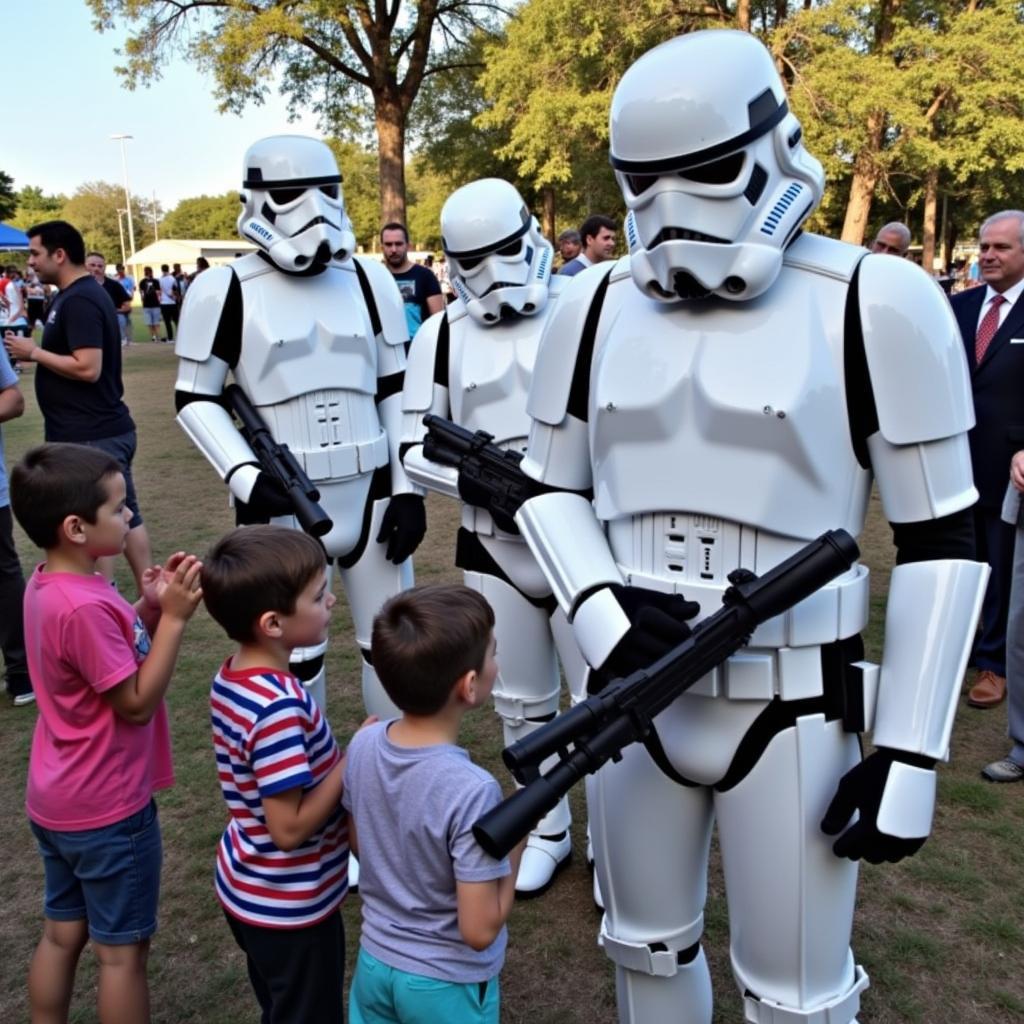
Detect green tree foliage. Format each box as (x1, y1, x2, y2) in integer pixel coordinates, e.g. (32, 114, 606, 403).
(774, 0, 1024, 250)
(476, 0, 731, 237)
(60, 181, 150, 263)
(87, 0, 508, 225)
(0, 171, 17, 222)
(10, 186, 66, 231)
(160, 192, 241, 240)
(324, 140, 383, 251)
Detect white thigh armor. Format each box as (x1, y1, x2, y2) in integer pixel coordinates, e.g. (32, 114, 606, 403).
(515, 231, 985, 1020)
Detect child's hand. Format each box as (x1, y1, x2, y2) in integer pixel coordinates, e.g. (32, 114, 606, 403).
(157, 554, 203, 622)
(142, 552, 193, 610)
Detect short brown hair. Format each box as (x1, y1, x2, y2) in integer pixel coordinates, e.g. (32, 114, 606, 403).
(11, 443, 120, 549)
(202, 525, 326, 644)
(371, 584, 494, 715)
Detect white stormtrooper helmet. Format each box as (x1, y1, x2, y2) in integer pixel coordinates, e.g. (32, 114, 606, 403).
(441, 178, 553, 324)
(610, 30, 824, 303)
(238, 135, 357, 273)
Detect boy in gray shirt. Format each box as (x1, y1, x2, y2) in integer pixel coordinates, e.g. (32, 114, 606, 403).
(343, 584, 526, 1024)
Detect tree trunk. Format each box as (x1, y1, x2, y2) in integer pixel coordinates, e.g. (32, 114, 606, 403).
(840, 111, 885, 245)
(541, 187, 556, 243)
(375, 94, 407, 226)
(922, 168, 938, 273)
(736, 0, 751, 31)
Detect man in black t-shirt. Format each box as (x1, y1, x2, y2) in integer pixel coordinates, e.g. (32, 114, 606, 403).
(380, 222, 443, 339)
(3, 221, 152, 593)
(85, 251, 131, 321)
(138, 266, 164, 342)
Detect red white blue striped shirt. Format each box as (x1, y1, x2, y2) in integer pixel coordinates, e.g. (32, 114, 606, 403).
(210, 660, 348, 928)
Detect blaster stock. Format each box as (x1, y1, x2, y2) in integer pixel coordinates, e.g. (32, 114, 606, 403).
(223, 384, 333, 539)
(421, 414, 542, 528)
(472, 529, 860, 860)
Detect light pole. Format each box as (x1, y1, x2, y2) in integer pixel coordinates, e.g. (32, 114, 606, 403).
(116, 209, 127, 265)
(110, 134, 137, 263)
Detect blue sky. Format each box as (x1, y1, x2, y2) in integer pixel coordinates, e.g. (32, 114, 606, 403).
(9, 2, 323, 211)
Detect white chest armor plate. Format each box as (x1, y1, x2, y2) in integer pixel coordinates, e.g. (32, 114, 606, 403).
(590, 263, 870, 541)
(233, 259, 387, 481)
(448, 313, 542, 454)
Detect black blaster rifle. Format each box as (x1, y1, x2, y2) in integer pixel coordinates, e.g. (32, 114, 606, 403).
(223, 384, 333, 539)
(421, 414, 543, 528)
(473, 528, 860, 859)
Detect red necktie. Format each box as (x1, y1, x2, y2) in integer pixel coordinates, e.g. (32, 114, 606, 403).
(976, 294, 1007, 364)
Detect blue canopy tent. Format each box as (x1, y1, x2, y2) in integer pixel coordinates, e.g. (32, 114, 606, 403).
(0, 223, 29, 250)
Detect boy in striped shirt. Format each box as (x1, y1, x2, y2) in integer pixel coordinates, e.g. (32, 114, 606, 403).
(202, 525, 366, 1024)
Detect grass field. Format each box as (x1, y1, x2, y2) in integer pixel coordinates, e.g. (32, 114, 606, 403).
(1, 333, 1023, 1023)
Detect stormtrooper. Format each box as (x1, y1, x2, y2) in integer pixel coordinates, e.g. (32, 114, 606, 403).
(174, 135, 425, 718)
(512, 31, 988, 1024)
(401, 178, 589, 895)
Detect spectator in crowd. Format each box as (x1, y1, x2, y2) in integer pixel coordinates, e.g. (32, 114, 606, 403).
(2, 220, 154, 595)
(85, 253, 132, 327)
(24, 268, 48, 330)
(556, 228, 582, 269)
(188, 256, 210, 287)
(158, 263, 179, 342)
(139, 267, 164, 341)
(559, 215, 617, 276)
(435, 253, 453, 302)
(10, 443, 202, 1024)
(172, 262, 189, 301)
(380, 222, 444, 338)
(0, 357, 31, 705)
(115, 263, 136, 346)
(950, 210, 1024, 710)
(2, 265, 28, 330)
(344, 584, 525, 1024)
(870, 222, 912, 257)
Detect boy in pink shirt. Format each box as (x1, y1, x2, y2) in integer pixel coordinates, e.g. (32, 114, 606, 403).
(10, 443, 203, 1024)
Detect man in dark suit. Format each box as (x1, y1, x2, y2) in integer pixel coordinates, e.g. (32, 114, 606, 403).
(952, 210, 1024, 708)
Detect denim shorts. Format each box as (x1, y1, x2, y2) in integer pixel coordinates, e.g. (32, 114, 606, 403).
(142, 307, 162, 327)
(350, 948, 499, 1024)
(30, 799, 162, 944)
(81, 430, 144, 528)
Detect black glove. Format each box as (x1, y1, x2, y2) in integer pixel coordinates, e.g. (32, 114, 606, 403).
(590, 584, 701, 689)
(457, 473, 519, 534)
(237, 472, 293, 522)
(376, 493, 427, 564)
(821, 747, 934, 864)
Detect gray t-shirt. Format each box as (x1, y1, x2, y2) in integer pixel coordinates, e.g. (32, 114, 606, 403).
(342, 721, 510, 983)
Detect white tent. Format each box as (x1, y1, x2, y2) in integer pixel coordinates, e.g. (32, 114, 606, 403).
(127, 238, 256, 273)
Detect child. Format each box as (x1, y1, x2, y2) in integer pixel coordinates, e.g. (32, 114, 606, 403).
(201, 524, 356, 1024)
(344, 584, 527, 1024)
(9, 442, 203, 1024)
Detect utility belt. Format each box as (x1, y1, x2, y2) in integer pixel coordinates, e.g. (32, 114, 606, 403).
(290, 431, 389, 482)
(679, 635, 878, 733)
(624, 562, 870, 649)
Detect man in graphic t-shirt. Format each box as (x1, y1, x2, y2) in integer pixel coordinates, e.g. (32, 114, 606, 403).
(380, 222, 443, 339)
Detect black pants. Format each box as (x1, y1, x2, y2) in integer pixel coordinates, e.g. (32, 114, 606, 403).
(224, 908, 345, 1024)
(160, 304, 178, 341)
(0, 505, 29, 696)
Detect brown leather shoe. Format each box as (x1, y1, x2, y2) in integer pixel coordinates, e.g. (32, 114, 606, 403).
(968, 670, 1007, 708)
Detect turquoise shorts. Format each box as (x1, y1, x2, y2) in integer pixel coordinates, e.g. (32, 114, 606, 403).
(350, 948, 499, 1024)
